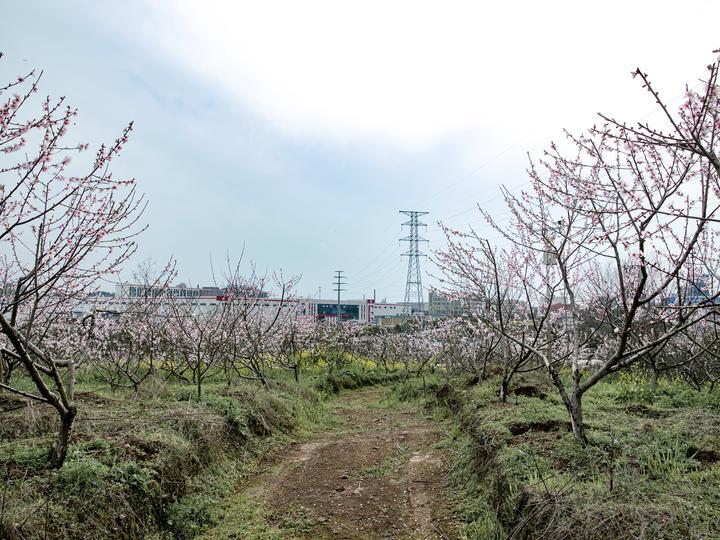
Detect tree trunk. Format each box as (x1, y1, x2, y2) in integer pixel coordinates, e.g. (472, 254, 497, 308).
(650, 369, 659, 396)
(500, 341, 512, 402)
(0, 359, 12, 385)
(293, 364, 299, 384)
(225, 362, 232, 388)
(547, 365, 586, 445)
(499, 377, 509, 403)
(480, 356, 488, 381)
(566, 391, 586, 444)
(49, 406, 76, 468)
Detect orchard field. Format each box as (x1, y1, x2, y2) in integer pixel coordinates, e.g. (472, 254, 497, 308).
(3, 35, 720, 540)
(3, 359, 719, 539)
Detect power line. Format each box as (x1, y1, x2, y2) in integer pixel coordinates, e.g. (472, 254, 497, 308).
(415, 133, 544, 208)
(352, 243, 402, 281)
(350, 234, 401, 278)
(427, 179, 529, 230)
(331, 84, 699, 303)
(350, 257, 405, 290)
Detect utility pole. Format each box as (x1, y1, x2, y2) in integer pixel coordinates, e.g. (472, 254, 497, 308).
(400, 210, 429, 314)
(333, 270, 347, 324)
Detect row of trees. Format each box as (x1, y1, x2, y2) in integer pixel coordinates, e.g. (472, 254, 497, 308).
(5, 50, 720, 468)
(436, 54, 720, 443)
(1, 265, 446, 467)
(0, 52, 445, 470)
(63, 291, 447, 399)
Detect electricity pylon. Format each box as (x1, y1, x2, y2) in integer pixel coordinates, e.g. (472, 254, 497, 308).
(399, 210, 428, 314)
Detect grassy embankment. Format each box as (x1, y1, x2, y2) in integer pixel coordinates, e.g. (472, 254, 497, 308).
(394, 372, 720, 539)
(8, 360, 714, 539)
(0, 363, 406, 540)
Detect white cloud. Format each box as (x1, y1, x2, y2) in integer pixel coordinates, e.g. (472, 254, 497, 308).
(117, 0, 719, 150)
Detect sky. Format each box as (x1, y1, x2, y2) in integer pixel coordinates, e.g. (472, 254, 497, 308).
(2, 0, 719, 301)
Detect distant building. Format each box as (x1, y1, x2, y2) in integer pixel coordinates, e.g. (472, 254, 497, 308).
(117, 283, 268, 300)
(373, 313, 419, 327)
(75, 284, 407, 324)
(663, 275, 715, 306)
(427, 291, 487, 319)
(428, 292, 466, 318)
(310, 298, 407, 324)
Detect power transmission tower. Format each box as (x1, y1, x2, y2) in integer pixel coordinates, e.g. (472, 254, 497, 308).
(333, 270, 347, 324)
(399, 210, 429, 314)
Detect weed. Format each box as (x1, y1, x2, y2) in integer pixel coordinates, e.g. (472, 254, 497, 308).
(638, 437, 698, 481)
(360, 447, 406, 478)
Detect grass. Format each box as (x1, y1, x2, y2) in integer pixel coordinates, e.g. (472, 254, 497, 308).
(315, 365, 409, 395)
(1, 380, 303, 539)
(360, 446, 406, 478)
(196, 494, 285, 540)
(0, 363, 404, 539)
(393, 371, 720, 540)
(12, 361, 713, 538)
(275, 504, 317, 536)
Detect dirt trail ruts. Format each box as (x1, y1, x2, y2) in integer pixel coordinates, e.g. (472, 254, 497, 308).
(247, 386, 458, 539)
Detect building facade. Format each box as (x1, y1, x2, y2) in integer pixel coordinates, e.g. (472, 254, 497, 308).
(76, 283, 407, 324)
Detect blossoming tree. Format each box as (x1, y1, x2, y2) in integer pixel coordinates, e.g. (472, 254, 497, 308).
(439, 54, 720, 443)
(0, 55, 145, 466)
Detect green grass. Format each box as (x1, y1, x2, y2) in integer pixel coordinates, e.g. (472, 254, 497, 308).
(394, 372, 720, 540)
(274, 504, 317, 536)
(360, 446, 406, 478)
(0, 374, 318, 539)
(197, 494, 284, 540)
(0, 361, 409, 539)
(315, 365, 410, 395)
(200, 499, 314, 540)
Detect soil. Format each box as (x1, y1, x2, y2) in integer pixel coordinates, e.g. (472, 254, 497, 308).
(507, 419, 571, 436)
(245, 386, 458, 539)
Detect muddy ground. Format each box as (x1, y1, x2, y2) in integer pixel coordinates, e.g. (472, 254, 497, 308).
(231, 386, 459, 539)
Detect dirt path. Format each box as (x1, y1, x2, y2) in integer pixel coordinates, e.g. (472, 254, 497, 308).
(231, 386, 458, 539)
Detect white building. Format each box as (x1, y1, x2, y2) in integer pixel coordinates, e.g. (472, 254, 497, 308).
(76, 284, 406, 324)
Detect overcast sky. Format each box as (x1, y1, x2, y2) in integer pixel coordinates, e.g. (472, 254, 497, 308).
(3, 1, 719, 300)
